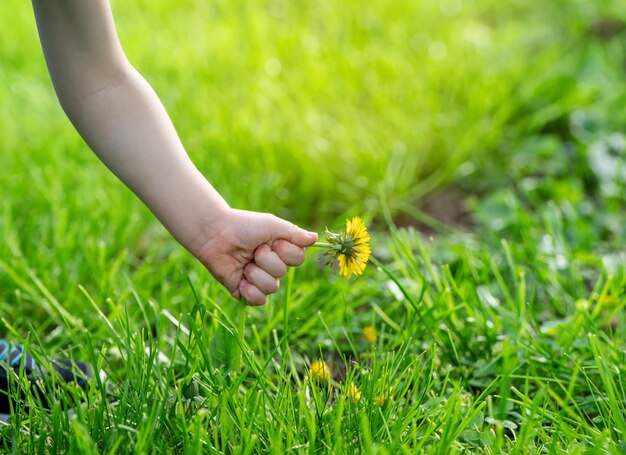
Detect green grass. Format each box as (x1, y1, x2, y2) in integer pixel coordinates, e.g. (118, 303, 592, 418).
(2, 0, 626, 452)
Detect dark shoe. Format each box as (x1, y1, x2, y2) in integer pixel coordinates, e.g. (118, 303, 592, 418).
(0, 339, 93, 417)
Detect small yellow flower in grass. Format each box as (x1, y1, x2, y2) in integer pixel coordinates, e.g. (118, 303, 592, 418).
(363, 325, 377, 344)
(373, 386, 394, 406)
(346, 383, 362, 403)
(310, 360, 331, 381)
(316, 217, 371, 278)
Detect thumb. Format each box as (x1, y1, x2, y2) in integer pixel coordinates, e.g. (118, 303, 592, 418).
(269, 216, 318, 247)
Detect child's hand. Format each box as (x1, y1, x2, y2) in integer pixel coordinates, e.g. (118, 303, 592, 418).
(193, 209, 318, 305)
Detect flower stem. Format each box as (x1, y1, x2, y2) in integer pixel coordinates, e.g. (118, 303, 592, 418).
(311, 242, 333, 248)
(232, 298, 246, 373)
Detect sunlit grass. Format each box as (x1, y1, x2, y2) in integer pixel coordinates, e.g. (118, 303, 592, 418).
(2, 0, 612, 222)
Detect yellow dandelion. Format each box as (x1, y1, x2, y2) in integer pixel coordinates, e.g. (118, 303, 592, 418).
(316, 217, 371, 278)
(338, 217, 371, 277)
(310, 360, 331, 381)
(346, 383, 362, 403)
(363, 325, 377, 344)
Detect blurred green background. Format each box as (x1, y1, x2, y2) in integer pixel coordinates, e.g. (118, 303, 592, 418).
(2, 0, 623, 225)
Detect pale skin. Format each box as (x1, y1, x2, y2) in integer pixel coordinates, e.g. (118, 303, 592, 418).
(31, 0, 318, 306)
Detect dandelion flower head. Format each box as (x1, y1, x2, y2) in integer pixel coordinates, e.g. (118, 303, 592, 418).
(310, 360, 331, 381)
(324, 217, 371, 278)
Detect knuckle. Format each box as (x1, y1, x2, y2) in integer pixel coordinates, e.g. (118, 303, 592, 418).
(272, 239, 286, 252)
(243, 263, 255, 277)
(255, 244, 270, 256)
(279, 242, 293, 254)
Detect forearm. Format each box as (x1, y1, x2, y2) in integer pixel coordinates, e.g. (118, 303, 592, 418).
(32, 0, 228, 254)
(57, 65, 228, 251)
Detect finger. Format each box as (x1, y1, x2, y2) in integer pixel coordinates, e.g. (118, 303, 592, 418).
(272, 239, 306, 266)
(254, 244, 287, 278)
(268, 216, 318, 247)
(244, 263, 280, 295)
(239, 279, 267, 306)
(230, 288, 241, 299)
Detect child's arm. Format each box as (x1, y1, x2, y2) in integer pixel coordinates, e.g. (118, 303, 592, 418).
(32, 0, 318, 305)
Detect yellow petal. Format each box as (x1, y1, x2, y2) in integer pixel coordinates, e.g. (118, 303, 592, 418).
(363, 325, 377, 344)
(310, 360, 331, 381)
(346, 383, 362, 403)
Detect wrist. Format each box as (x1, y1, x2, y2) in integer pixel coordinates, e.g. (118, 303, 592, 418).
(143, 160, 231, 256)
(186, 200, 232, 258)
